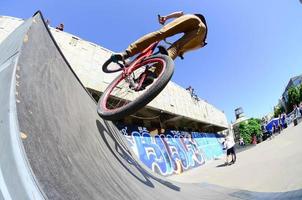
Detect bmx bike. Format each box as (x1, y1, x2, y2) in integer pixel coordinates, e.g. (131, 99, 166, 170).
(97, 41, 174, 120)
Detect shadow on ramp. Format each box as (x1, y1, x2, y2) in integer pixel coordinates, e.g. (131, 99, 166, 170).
(97, 120, 180, 191)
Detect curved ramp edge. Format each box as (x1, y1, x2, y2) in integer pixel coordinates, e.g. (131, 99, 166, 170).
(0, 13, 46, 200)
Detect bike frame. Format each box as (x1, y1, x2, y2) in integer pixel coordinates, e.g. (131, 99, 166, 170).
(122, 41, 159, 77)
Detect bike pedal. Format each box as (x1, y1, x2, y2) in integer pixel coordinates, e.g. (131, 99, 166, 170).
(157, 45, 169, 56)
(147, 66, 156, 73)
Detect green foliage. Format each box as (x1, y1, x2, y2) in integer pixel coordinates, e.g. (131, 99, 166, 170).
(274, 106, 284, 118)
(238, 118, 262, 144)
(299, 84, 302, 102)
(288, 86, 300, 111)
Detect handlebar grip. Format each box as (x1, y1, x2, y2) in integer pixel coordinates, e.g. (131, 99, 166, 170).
(158, 14, 165, 25)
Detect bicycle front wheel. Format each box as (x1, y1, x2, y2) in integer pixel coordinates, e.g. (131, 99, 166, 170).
(97, 54, 174, 120)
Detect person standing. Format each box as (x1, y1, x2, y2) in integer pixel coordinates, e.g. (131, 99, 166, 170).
(56, 23, 64, 31)
(224, 136, 236, 165)
(282, 113, 287, 129)
(272, 122, 277, 134)
(278, 115, 282, 133)
(294, 104, 299, 126)
(239, 137, 245, 146)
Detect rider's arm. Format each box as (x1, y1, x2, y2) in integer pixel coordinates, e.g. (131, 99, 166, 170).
(159, 11, 184, 24)
(165, 11, 184, 20)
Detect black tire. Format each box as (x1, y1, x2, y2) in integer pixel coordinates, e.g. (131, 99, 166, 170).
(102, 57, 124, 73)
(97, 54, 174, 120)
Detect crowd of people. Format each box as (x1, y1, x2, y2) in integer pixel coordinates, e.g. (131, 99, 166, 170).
(272, 112, 287, 134)
(294, 103, 302, 117)
(186, 86, 200, 101)
(267, 102, 302, 139)
(44, 19, 65, 31)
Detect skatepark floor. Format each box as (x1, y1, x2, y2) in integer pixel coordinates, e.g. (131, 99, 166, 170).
(168, 122, 302, 192)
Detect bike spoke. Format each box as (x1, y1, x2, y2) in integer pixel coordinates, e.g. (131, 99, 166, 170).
(104, 67, 148, 110)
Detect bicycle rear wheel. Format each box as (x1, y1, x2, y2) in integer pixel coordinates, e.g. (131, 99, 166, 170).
(97, 54, 174, 120)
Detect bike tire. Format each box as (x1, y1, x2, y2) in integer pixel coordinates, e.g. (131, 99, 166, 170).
(97, 54, 174, 120)
(102, 57, 124, 73)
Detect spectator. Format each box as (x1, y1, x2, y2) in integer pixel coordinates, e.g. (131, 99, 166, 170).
(186, 86, 193, 95)
(272, 122, 277, 134)
(282, 112, 287, 129)
(56, 23, 64, 31)
(45, 19, 50, 27)
(294, 104, 299, 118)
(186, 85, 200, 101)
(278, 114, 282, 133)
(252, 134, 257, 144)
(223, 136, 236, 165)
(293, 104, 299, 126)
(239, 137, 245, 146)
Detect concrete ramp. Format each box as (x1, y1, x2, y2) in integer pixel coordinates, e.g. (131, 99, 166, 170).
(0, 11, 301, 200)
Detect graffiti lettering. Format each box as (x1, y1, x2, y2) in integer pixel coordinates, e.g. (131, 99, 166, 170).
(120, 125, 224, 176)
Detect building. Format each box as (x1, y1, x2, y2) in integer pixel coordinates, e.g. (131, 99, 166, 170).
(280, 74, 302, 112)
(232, 107, 249, 141)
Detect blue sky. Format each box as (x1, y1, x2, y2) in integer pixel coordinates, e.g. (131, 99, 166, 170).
(1, 0, 301, 122)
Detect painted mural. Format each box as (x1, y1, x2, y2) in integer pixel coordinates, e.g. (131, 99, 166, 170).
(118, 125, 224, 176)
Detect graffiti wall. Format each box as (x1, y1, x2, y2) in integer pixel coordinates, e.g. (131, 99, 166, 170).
(118, 125, 224, 176)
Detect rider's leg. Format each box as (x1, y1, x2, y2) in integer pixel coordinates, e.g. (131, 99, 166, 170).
(150, 22, 206, 76)
(119, 14, 202, 59)
(167, 23, 206, 59)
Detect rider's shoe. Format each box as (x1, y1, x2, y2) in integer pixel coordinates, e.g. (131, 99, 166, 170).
(111, 51, 130, 62)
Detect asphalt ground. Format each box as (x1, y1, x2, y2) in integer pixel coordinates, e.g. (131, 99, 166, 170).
(168, 123, 302, 192)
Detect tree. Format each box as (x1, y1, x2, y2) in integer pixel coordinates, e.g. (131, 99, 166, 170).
(248, 118, 262, 137)
(287, 86, 300, 111)
(274, 106, 284, 118)
(238, 122, 251, 144)
(238, 118, 262, 144)
(299, 84, 302, 102)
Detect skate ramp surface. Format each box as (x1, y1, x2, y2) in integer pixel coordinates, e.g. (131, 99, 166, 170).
(0, 11, 301, 200)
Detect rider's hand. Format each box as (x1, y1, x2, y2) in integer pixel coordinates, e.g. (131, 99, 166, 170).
(158, 16, 167, 25)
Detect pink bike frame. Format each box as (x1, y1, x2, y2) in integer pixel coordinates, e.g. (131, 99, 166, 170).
(122, 41, 159, 77)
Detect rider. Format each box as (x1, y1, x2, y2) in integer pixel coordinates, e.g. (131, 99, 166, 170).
(112, 11, 208, 85)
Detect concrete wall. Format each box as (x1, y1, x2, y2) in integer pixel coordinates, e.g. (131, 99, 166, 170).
(118, 124, 224, 176)
(0, 15, 228, 128)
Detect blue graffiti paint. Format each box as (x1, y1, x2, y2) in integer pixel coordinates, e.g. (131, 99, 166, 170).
(132, 131, 171, 175)
(154, 134, 174, 175)
(181, 135, 205, 168)
(159, 132, 188, 174)
(120, 125, 224, 176)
